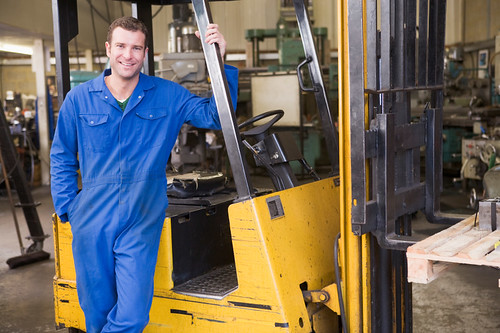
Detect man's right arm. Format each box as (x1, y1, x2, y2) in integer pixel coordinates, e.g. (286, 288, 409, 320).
(50, 96, 79, 222)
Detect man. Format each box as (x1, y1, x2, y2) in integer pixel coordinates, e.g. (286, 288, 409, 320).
(50, 16, 238, 332)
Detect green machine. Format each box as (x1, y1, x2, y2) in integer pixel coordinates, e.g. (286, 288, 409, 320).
(244, 0, 328, 71)
(243, 0, 337, 174)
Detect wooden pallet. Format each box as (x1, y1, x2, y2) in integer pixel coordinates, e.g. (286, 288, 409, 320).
(406, 215, 500, 284)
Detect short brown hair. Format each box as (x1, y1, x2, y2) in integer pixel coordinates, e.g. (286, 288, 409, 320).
(107, 16, 148, 47)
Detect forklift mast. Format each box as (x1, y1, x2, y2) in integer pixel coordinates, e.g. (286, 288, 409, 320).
(339, 0, 464, 332)
(345, 0, 467, 249)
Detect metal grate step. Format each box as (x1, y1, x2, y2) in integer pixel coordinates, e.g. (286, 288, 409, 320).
(172, 264, 238, 300)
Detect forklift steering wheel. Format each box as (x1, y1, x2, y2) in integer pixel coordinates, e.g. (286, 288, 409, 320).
(238, 109, 284, 139)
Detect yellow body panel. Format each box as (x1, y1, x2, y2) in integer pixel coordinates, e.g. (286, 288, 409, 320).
(53, 177, 342, 332)
(52, 217, 86, 330)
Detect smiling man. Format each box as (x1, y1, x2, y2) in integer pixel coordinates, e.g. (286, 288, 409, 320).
(50, 16, 238, 333)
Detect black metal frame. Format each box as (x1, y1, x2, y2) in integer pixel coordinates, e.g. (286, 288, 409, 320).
(292, 0, 339, 174)
(348, 0, 468, 250)
(52, 0, 79, 108)
(346, 1, 458, 331)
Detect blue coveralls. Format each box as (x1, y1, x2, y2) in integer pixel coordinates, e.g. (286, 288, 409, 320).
(50, 65, 238, 332)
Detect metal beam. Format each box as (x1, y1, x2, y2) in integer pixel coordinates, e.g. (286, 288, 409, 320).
(131, 2, 155, 76)
(347, 0, 369, 234)
(51, 0, 79, 106)
(191, 0, 254, 201)
(292, 0, 339, 174)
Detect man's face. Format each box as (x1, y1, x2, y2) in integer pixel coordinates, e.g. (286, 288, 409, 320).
(105, 27, 147, 81)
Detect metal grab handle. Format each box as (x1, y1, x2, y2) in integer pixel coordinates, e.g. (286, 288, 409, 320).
(296, 56, 317, 92)
(191, 0, 254, 201)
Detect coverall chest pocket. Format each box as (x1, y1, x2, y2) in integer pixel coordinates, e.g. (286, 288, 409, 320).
(79, 114, 111, 152)
(135, 108, 168, 148)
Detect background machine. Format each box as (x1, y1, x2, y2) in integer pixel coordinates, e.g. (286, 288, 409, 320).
(51, 0, 476, 332)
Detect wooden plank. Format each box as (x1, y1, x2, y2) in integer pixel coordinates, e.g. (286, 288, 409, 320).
(407, 250, 500, 267)
(431, 229, 489, 257)
(457, 230, 500, 260)
(407, 215, 475, 254)
(406, 256, 450, 284)
(485, 246, 500, 263)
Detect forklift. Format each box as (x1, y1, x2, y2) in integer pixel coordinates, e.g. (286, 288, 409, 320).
(51, 0, 460, 332)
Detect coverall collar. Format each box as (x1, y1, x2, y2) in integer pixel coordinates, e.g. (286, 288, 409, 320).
(89, 69, 155, 115)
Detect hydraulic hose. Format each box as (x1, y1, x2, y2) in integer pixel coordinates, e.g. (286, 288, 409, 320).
(334, 232, 348, 333)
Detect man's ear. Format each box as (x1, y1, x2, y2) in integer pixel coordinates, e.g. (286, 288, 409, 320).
(105, 41, 111, 57)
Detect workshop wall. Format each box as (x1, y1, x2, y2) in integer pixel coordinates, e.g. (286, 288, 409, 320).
(151, 0, 336, 54)
(464, 0, 500, 43)
(1, 1, 497, 58)
(0, 65, 36, 97)
(0, 64, 57, 103)
(0, 0, 498, 98)
(0, 0, 129, 51)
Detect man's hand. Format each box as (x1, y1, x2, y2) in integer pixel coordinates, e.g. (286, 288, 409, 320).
(195, 23, 227, 60)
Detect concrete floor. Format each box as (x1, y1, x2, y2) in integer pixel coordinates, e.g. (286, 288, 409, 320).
(0, 183, 499, 332)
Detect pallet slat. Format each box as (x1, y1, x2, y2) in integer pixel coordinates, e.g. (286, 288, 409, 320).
(485, 246, 500, 263)
(409, 215, 475, 254)
(431, 229, 490, 257)
(457, 229, 500, 260)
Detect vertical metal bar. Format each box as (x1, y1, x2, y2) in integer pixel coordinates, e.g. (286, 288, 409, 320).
(292, 0, 339, 173)
(393, 250, 403, 332)
(435, 0, 447, 86)
(380, 0, 392, 91)
(402, 229, 413, 333)
(131, 2, 155, 76)
(393, 0, 405, 89)
(191, 0, 254, 200)
(424, 108, 441, 219)
(406, 0, 417, 87)
(427, 0, 438, 86)
(377, 113, 395, 235)
(417, 0, 428, 86)
(366, 0, 377, 91)
(51, 0, 78, 106)
(393, 0, 412, 202)
(347, 0, 368, 230)
(372, 242, 393, 333)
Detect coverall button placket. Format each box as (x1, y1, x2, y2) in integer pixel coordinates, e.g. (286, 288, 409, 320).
(118, 111, 124, 205)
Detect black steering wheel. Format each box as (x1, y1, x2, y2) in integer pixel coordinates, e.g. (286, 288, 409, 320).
(238, 110, 284, 140)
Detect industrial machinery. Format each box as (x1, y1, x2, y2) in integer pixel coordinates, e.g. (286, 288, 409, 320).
(1, 104, 50, 268)
(245, 0, 329, 71)
(51, 0, 465, 332)
(438, 37, 500, 197)
(156, 3, 222, 172)
(242, 0, 336, 174)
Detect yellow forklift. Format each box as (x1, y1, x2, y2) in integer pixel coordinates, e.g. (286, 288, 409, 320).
(51, 0, 461, 332)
